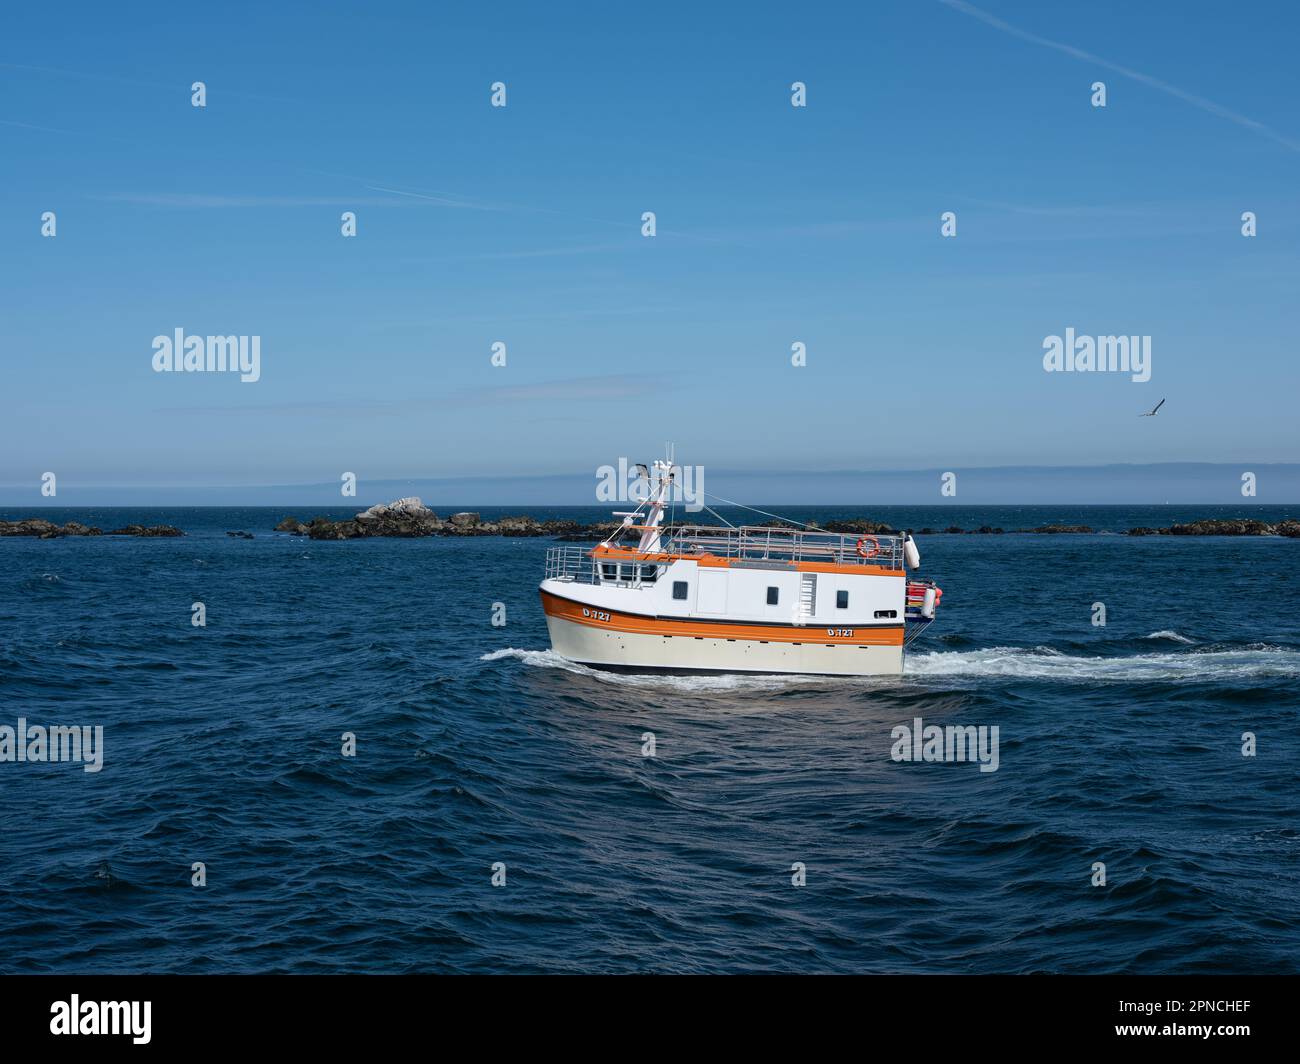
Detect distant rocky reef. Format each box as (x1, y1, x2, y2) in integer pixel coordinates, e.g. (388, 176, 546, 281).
(824, 519, 1094, 535)
(0, 519, 183, 538)
(274, 497, 622, 541)
(1126, 518, 1300, 537)
(4, 506, 1297, 542)
(268, 503, 1300, 540)
(827, 518, 1300, 537)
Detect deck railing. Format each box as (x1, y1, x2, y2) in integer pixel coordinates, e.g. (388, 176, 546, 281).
(665, 524, 904, 570)
(544, 544, 661, 587)
(544, 524, 905, 582)
(545, 544, 597, 582)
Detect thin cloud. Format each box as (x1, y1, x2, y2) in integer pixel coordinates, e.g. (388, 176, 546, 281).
(472, 241, 639, 260)
(952, 196, 1152, 217)
(485, 375, 659, 402)
(0, 61, 298, 105)
(366, 181, 728, 242)
(1, 117, 84, 134)
(364, 185, 505, 211)
(94, 192, 427, 208)
(938, 0, 1300, 153)
(155, 374, 669, 417)
(0, 117, 145, 146)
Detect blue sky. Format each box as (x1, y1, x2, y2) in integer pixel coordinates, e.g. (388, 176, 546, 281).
(2, 1, 1298, 502)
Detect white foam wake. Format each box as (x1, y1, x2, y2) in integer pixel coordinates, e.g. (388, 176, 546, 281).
(481, 647, 594, 676)
(482, 645, 1300, 688)
(903, 645, 1300, 683)
(478, 647, 879, 692)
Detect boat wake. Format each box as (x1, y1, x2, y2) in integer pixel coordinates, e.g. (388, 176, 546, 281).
(479, 647, 884, 692)
(903, 645, 1300, 683)
(484, 644, 1300, 687)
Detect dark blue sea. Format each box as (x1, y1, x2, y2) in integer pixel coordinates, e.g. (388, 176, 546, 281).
(2, 505, 1298, 974)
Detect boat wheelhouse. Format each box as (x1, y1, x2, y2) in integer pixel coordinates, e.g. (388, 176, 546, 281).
(539, 459, 941, 676)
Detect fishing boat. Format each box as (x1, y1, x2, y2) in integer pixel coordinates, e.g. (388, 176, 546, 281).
(539, 458, 941, 676)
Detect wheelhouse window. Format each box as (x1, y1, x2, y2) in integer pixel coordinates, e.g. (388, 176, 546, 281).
(601, 563, 617, 581)
(766, 586, 779, 606)
(673, 580, 688, 600)
(640, 565, 659, 583)
(836, 590, 849, 609)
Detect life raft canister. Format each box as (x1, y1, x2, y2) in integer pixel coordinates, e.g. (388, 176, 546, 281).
(855, 535, 880, 558)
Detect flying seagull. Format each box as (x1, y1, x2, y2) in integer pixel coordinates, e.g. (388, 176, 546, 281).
(1139, 398, 1166, 417)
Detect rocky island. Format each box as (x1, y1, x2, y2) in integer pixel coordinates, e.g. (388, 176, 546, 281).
(0, 519, 184, 538)
(1127, 518, 1300, 537)
(274, 497, 622, 541)
(4, 505, 1297, 541)
(268, 502, 1300, 540)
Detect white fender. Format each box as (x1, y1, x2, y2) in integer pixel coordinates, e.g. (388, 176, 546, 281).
(903, 533, 921, 570)
(921, 587, 937, 619)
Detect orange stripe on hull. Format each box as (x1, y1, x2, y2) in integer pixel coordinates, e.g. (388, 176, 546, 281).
(539, 589, 905, 646)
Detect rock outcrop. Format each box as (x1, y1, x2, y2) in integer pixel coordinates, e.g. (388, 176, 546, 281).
(106, 525, 184, 537)
(275, 501, 625, 541)
(1169, 519, 1279, 536)
(1128, 519, 1300, 537)
(353, 497, 444, 538)
(286, 497, 445, 539)
(823, 519, 898, 534)
(553, 520, 624, 541)
(1023, 524, 1094, 534)
(357, 497, 433, 521)
(0, 519, 182, 538)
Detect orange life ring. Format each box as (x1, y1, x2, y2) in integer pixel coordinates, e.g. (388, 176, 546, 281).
(855, 535, 880, 558)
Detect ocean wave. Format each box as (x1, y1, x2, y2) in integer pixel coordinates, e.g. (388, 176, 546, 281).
(20, 573, 67, 592)
(1145, 630, 1195, 644)
(904, 645, 1300, 682)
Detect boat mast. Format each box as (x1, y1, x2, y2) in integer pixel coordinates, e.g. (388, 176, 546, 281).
(636, 458, 675, 554)
(607, 449, 675, 555)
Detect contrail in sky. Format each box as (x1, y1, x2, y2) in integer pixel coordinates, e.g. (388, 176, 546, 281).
(938, 0, 1300, 153)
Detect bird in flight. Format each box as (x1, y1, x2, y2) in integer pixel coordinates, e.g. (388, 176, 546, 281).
(1139, 398, 1166, 417)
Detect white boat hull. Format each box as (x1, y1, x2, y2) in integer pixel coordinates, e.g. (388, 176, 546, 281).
(544, 610, 904, 677)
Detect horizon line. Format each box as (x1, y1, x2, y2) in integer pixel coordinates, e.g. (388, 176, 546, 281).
(2, 459, 1298, 494)
(4, 502, 1299, 510)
